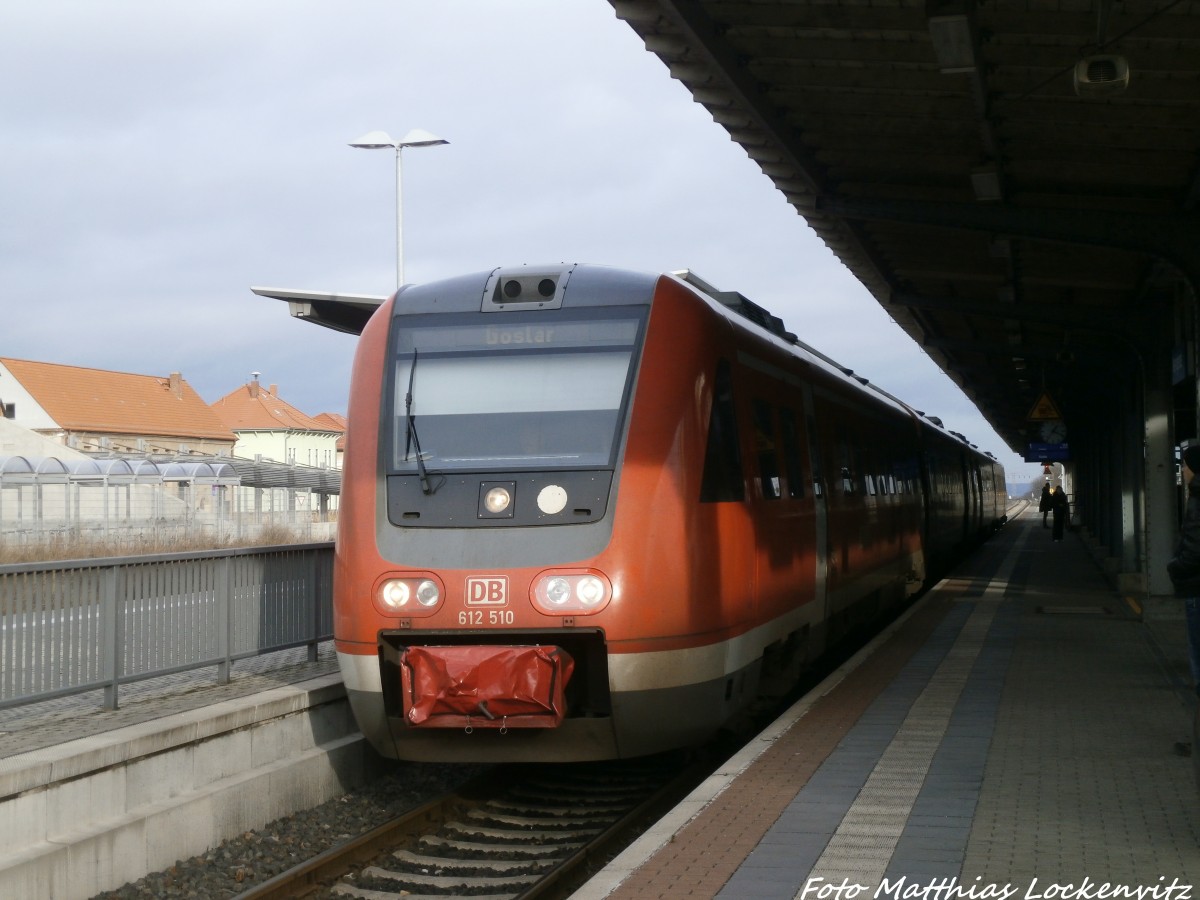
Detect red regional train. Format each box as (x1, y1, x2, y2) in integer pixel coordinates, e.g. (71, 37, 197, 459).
(334, 264, 1005, 763)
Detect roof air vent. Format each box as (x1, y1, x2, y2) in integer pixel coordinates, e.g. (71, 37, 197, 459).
(1073, 55, 1130, 97)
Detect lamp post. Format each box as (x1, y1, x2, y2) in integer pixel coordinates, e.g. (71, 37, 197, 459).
(349, 129, 448, 289)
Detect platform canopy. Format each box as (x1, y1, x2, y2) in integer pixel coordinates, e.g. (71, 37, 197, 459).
(608, 0, 1200, 454)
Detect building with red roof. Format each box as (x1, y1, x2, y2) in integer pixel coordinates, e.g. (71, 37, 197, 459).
(0, 357, 235, 456)
(210, 376, 342, 469)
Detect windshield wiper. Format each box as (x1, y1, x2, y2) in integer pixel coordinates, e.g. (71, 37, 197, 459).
(404, 350, 434, 494)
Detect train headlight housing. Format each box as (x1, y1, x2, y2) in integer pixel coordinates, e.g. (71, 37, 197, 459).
(484, 486, 511, 514)
(374, 574, 443, 615)
(380, 580, 410, 609)
(576, 575, 606, 606)
(479, 481, 516, 518)
(414, 579, 440, 607)
(544, 577, 572, 606)
(532, 569, 612, 615)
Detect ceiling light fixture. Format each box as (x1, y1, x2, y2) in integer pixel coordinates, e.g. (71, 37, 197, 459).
(928, 7, 977, 73)
(1073, 55, 1130, 97)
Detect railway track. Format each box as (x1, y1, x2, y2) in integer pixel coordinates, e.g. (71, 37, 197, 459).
(240, 753, 702, 899)
(234, 532, 1000, 900)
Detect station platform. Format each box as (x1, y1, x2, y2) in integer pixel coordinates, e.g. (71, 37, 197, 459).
(0, 640, 340, 761)
(6, 506, 1199, 897)
(574, 507, 1200, 899)
(0, 637, 353, 900)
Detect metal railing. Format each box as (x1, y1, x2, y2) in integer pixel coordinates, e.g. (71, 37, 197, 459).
(0, 542, 334, 710)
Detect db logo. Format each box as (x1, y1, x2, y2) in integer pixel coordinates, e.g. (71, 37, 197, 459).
(465, 576, 508, 607)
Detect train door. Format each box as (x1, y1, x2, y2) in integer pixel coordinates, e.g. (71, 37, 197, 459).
(921, 443, 954, 572)
(970, 462, 983, 536)
(747, 391, 818, 624)
(801, 383, 830, 624)
(958, 451, 972, 543)
(698, 357, 757, 632)
(817, 400, 866, 618)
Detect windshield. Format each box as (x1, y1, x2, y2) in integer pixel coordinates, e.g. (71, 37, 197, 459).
(390, 309, 644, 473)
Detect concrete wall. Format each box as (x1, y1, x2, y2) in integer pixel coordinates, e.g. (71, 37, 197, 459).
(0, 675, 383, 900)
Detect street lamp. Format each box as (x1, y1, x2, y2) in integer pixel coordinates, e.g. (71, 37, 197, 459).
(349, 129, 448, 289)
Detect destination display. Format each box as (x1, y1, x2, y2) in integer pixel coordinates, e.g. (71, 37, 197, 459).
(1025, 442, 1070, 462)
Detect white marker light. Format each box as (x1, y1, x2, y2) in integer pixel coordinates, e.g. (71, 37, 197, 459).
(484, 486, 512, 514)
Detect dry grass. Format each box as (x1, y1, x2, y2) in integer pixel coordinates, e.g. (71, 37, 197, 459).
(0, 524, 330, 565)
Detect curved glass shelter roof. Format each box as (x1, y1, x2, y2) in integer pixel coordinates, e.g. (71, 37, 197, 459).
(0, 456, 242, 488)
(0, 456, 71, 483)
(0, 453, 344, 494)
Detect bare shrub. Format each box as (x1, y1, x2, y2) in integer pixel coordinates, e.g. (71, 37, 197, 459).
(0, 526, 327, 565)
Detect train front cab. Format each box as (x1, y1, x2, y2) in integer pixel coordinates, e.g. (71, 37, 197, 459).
(335, 266, 666, 762)
(333, 265, 808, 762)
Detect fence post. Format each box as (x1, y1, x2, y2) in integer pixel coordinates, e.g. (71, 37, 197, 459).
(217, 555, 232, 685)
(101, 565, 121, 710)
(308, 550, 319, 662)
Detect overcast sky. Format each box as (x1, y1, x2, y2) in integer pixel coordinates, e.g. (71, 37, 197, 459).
(0, 1, 1041, 484)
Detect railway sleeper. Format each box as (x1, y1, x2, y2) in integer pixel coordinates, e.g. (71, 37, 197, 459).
(506, 790, 643, 810)
(333, 888, 512, 900)
(445, 820, 594, 843)
(420, 833, 585, 858)
(465, 808, 608, 830)
(358, 863, 541, 891)
(486, 799, 631, 817)
(510, 792, 648, 811)
(390, 848, 562, 875)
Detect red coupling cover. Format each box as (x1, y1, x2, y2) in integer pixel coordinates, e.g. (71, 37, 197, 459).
(400, 644, 575, 728)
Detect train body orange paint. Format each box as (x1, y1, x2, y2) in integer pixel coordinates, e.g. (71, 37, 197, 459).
(334, 265, 1004, 761)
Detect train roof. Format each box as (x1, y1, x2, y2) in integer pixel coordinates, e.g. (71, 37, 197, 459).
(669, 270, 995, 460)
(252, 266, 995, 460)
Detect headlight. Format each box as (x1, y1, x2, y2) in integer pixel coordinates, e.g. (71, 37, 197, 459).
(544, 577, 572, 606)
(375, 574, 442, 614)
(576, 576, 605, 606)
(479, 481, 517, 518)
(379, 580, 410, 610)
(414, 579, 440, 607)
(484, 486, 512, 514)
(532, 570, 612, 614)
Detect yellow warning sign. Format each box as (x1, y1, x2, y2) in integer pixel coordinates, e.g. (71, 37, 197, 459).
(1027, 392, 1062, 421)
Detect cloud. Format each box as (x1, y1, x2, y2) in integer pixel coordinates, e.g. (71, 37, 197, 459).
(0, 0, 1040, 479)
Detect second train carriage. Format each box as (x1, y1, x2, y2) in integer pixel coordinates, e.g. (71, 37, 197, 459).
(333, 264, 1004, 762)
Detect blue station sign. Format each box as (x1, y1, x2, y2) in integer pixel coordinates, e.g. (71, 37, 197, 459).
(1024, 442, 1070, 462)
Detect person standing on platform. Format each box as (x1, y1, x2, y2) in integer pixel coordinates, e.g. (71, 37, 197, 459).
(1039, 482, 1052, 527)
(1050, 486, 1069, 541)
(1168, 445, 1200, 697)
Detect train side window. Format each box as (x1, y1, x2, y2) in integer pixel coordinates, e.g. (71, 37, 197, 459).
(752, 399, 781, 500)
(700, 360, 745, 502)
(807, 413, 824, 497)
(779, 407, 805, 499)
(838, 432, 856, 494)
